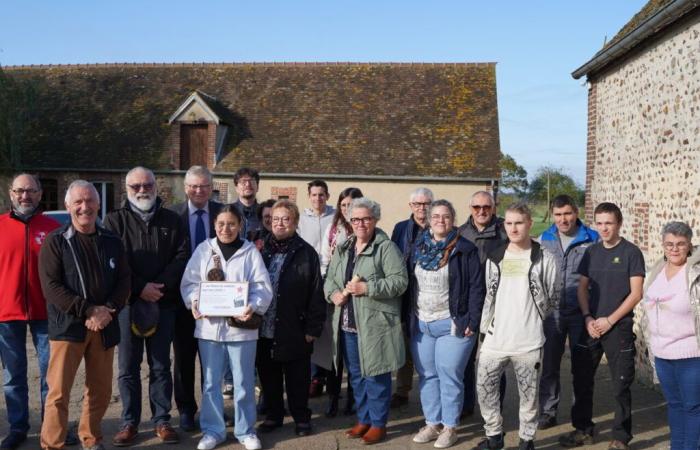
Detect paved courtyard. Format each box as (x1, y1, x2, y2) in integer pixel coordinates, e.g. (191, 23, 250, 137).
(0, 337, 671, 449)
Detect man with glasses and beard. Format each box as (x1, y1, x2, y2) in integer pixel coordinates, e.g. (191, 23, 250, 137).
(0, 174, 60, 449)
(104, 167, 188, 447)
(458, 191, 508, 417)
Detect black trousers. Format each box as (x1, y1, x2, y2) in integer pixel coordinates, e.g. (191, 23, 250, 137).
(256, 338, 312, 424)
(172, 305, 201, 415)
(577, 318, 636, 443)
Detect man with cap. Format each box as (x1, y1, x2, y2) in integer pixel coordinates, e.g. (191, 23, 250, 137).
(39, 179, 131, 450)
(169, 165, 222, 431)
(0, 174, 60, 449)
(104, 167, 188, 447)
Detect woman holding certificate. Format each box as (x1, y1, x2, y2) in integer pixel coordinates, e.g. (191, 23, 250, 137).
(180, 205, 273, 450)
(324, 197, 409, 445)
(256, 200, 326, 436)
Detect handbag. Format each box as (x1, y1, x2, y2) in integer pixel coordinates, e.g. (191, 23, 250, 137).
(208, 252, 262, 330)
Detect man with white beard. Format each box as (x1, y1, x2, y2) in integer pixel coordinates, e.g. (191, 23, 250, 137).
(104, 167, 188, 447)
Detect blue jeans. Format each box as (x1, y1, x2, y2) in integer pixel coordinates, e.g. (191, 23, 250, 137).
(655, 356, 700, 450)
(199, 338, 257, 441)
(342, 331, 392, 427)
(412, 318, 475, 428)
(0, 320, 49, 434)
(117, 306, 175, 426)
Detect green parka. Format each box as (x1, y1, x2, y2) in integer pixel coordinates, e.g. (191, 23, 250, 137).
(324, 229, 408, 377)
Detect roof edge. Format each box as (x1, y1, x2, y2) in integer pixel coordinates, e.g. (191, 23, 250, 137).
(572, 0, 700, 79)
(2, 61, 498, 70)
(21, 167, 499, 183)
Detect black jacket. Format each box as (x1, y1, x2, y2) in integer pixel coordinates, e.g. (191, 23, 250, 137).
(39, 224, 131, 348)
(457, 215, 508, 264)
(391, 215, 426, 323)
(259, 234, 327, 362)
(168, 200, 223, 257)
(104, 198, 188, 309)
(408, 235, 486, 336)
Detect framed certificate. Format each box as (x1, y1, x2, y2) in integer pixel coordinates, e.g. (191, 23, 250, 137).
(197, 281, 248, 316)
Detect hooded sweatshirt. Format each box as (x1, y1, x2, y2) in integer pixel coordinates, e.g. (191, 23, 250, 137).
(298, 205, 335, 255)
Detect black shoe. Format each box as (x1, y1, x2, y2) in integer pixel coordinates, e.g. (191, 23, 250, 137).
(471, 433, 504, 450)
(518, 438, 535, 450)
(537, 415, 557, 430)
(179, 412, 196, 432)
(325, 394, 339, 418)
(559, 429, 594, 447)
(64, 424, 79, 446)
(295, 423, 312, 437)
(256, 420, 283, 433)
(0, 432, 26, 450)
(389, 393, 408, 408)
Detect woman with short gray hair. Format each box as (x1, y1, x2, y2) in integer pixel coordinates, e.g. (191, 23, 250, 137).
(642, 221, 700, 450)
(324, 197, 408, 445)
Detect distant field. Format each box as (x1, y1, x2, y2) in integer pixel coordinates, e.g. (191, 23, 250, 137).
(498, 201, 552, 238)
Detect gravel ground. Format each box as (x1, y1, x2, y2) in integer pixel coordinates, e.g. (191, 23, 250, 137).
(0, 335, 671, 449)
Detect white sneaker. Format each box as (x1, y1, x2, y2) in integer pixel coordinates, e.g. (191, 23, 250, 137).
(197, 434, 224, 450)
(434, 427, 458, 448)
(241, 434, 262, 450)
(413, 425, 442, 443)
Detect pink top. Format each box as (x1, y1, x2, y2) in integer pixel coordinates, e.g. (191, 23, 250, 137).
(645, 263, 700, 360)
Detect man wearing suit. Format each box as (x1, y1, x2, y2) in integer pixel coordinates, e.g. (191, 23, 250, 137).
(169, 165, 222, 432)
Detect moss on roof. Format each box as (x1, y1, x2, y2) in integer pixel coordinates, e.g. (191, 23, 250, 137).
(604, 0, 674, 49)
(3, 63, 501, 179)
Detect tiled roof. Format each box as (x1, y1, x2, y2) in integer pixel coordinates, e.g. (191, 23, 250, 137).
(604, 0, 674, 50)
(4, 62, 500, 179)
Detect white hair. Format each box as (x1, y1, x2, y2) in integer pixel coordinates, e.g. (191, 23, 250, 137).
(348, 197, 381, 221)
(184, 165, 212, 184)
(409, 187, 434, 202)
(470, 190, 495, 206)
(64, 180, 100, 205)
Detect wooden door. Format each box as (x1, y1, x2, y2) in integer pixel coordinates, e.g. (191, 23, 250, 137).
(181, 124, 209, 168)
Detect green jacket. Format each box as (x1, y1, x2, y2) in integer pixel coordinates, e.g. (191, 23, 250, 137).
(324, 228, 408, 377)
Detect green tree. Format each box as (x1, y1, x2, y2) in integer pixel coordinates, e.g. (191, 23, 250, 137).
(528, 166, 585, 210)
(500, 153, 528, 196)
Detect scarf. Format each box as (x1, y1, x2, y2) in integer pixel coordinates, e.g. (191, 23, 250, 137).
(268, 234, 293, 254)
(415, 229, 459, 271)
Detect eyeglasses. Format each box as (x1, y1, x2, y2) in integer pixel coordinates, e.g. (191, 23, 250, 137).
(237, 178, 256, 186)
(11, 188, 39, 195)
(186, 184, 211, 190)
(127, 183, 155, 191)
(410, 202, 431, 208)
(350, 217, 374, 225)
(431, 214, 453, 222)
(471, 204, 492, 211)
(663, 242, 690, 250)
(271, 217, 292, 224)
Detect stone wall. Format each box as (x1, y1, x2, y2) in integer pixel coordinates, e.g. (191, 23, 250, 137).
(588, 14, 700, 384)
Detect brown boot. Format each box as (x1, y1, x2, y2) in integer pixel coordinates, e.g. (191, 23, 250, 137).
(112, 424, 138, 447)
(361, 426, 386, 445)
(155, 422, 179, 444)
(345, 423, 370, 439)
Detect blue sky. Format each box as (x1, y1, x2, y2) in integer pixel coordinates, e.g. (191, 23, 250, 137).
(0, 1, 648, 185)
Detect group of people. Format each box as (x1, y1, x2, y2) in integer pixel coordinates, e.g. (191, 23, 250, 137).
(0, 167, 698, 450)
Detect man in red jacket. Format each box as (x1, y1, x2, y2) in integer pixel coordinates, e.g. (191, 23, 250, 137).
(0, 174, 59, 449)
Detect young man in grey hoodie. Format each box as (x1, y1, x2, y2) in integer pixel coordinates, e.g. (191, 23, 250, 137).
(298, 180, 336, 256)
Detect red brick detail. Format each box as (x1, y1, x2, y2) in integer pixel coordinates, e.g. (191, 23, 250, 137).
(271, 187, 297, 203)
(207, 123, 217, 169)
(584, 82, 597, 224)
(213, 181, 230, 203)
(632, 202, 650, 252)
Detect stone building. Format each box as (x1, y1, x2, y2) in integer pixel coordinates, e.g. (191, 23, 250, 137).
(573, 0, 700, 382)
(2, 62, 501, 226)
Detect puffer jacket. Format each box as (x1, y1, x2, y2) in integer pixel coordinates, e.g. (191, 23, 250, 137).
(539, 220, 599, 314)
(642, 247, 700, 349)
(180, 238, 273, 342)
(480, 240, 559, 334)
(324, 228, 408, 377)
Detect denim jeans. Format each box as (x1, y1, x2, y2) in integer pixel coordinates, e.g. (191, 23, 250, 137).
(117, 306, 175, 427)
(655, 356, 700, 450)
(342, 331, 392, 427)
(412, 318, 475, 428)
(0, 320, 49, 433)
(540, 310, 595, 432)
(199, 338, 257, 442)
